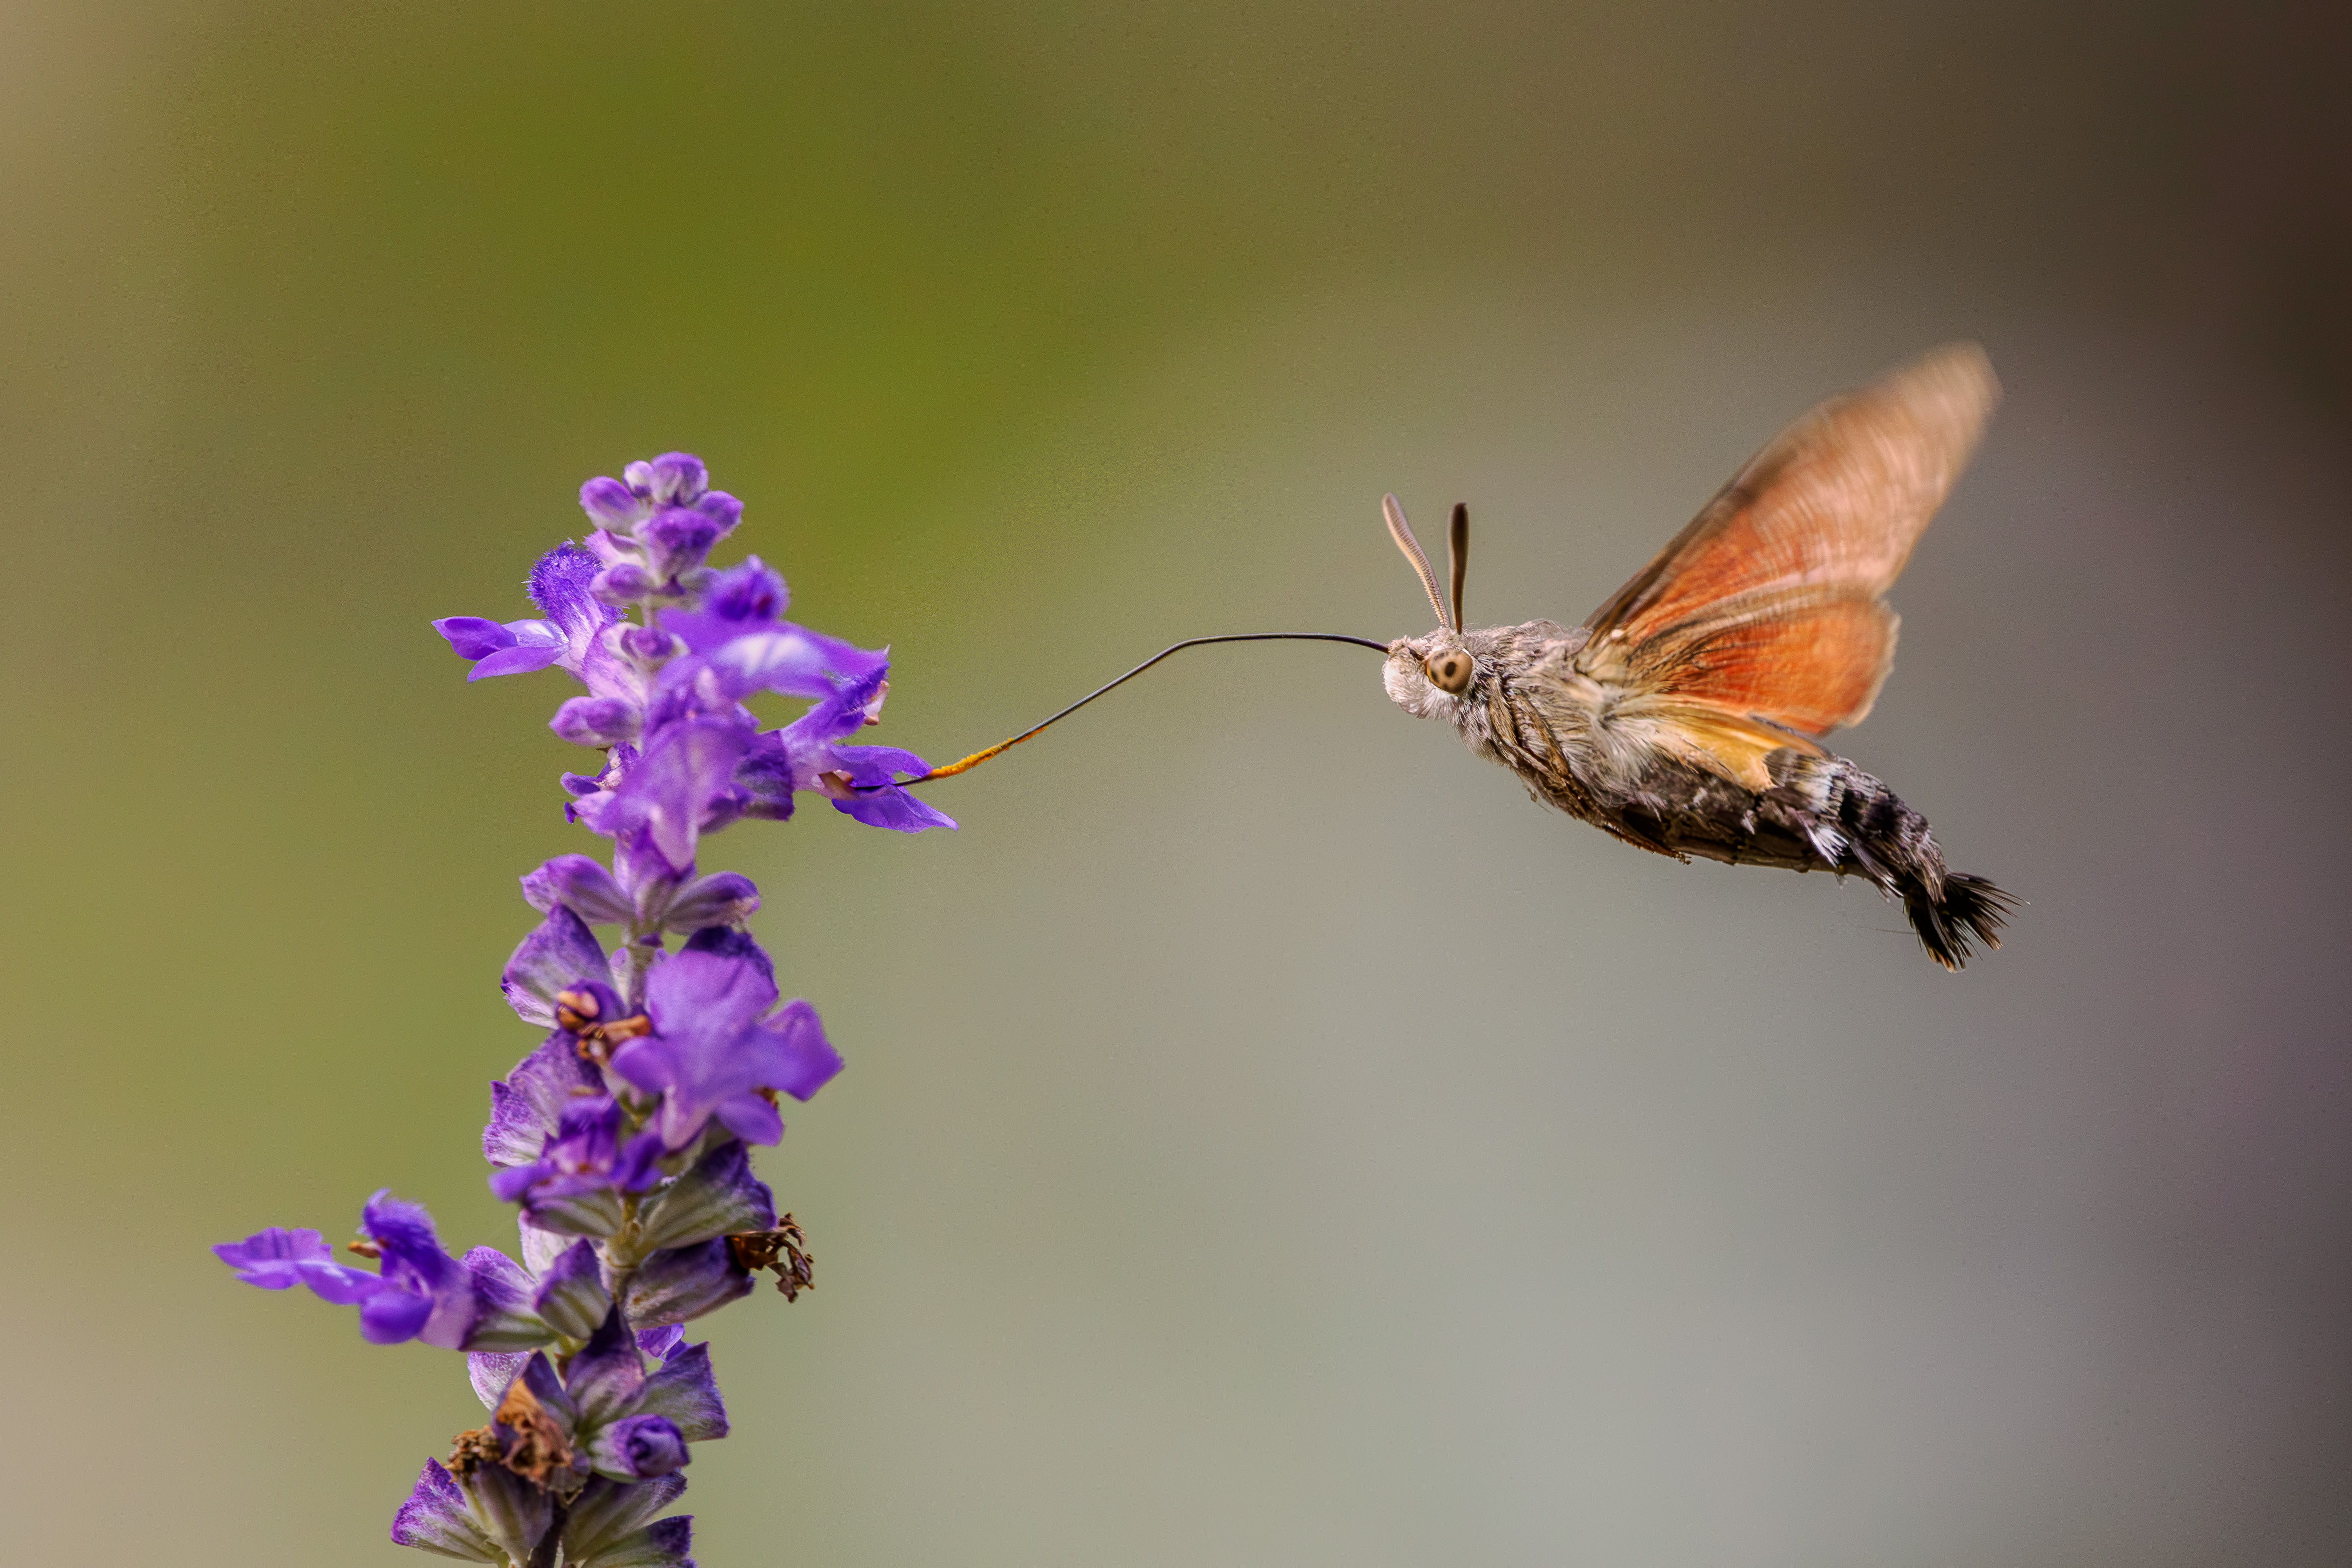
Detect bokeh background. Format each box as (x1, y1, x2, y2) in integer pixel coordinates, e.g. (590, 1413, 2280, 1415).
(6, 3, 2351, 1564)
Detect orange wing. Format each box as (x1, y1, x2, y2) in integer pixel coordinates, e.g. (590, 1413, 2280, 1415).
(1577, 343, 1998, 785)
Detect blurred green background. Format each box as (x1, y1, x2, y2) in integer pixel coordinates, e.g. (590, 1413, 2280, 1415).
(6, 3, 2351, 1563)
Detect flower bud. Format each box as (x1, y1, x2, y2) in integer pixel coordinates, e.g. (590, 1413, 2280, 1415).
(551, 697, 644, 749)
(641, 452, 707, 505)
(618, 623, 680, 667)
(638, 507, 725, 582)
(580, 475, 652, 529)
(588, 1415, 690, 1481)
(592, 561, 659, 606)
(662, 871, 759, 932)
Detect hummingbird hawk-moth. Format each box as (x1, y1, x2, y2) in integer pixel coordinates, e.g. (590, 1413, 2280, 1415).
(1377, 342, 2011, 968)
(894, 343, 2012, 969)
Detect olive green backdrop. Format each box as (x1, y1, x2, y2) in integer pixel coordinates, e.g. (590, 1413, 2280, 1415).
(6, 3, 2350, 1564)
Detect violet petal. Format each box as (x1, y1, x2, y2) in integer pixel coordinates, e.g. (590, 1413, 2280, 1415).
(483, 1033, 603, 1166)
(501, 906, 611, 1029)
(469, 1350, 533, 1411)
(831, 784, 957, 833)
(433, 617, 518, 661)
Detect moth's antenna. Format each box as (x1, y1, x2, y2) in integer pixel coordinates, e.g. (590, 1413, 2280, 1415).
(1447, 502, 1468, 631)
(1383, 494, 1453, 631)
(880, 632, 1390, 788)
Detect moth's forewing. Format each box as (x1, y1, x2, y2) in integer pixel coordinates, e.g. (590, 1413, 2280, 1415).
(1573, 343, 1998, 786)
(1583, 343, 1998, 651)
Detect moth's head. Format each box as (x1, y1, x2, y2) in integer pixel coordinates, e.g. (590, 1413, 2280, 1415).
(1378, 494, 1481, 724)
(1383, 628, 1486, 721)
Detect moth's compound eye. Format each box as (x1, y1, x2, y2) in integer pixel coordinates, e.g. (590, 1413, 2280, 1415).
(1424, 649, 1473, 693)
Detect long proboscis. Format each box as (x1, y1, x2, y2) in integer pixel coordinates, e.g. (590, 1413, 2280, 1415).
(878, 632, 1392, 788)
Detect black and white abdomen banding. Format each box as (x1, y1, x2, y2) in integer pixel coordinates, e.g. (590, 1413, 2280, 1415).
(1596, 750, 2013, 971)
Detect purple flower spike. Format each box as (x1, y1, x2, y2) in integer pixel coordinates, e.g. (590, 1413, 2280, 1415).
(234, 449, 939, 1557)
(389, 1460, 501, 1562)
(589, 1414, 690, 1481)
(214, 1226, 385, 1303)
(610, 947, 842, 1151)
(501, 904, 612, 1028)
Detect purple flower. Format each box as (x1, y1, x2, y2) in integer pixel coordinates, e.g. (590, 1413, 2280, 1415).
(483, 1032, 605, 1168)
(213, 1227, 382, 1303)
(502, 905, 613, 1028)
(434, 544, 629, 695)
(223, 1198, 551, 1351)
(734, 664, 957, 833)
(597, 714, 758, 876)
(658, 557, 790, 653)
(241, 448, 924, 1559)
(610, 944, 843, 1150)
(488, 1095, 666, 1226)
(359, 1191, 549, 1350)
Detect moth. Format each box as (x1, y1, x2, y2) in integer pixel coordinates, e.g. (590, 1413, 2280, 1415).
(890, 343, 2011, 969)
(1379, 342, 2011, 968)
